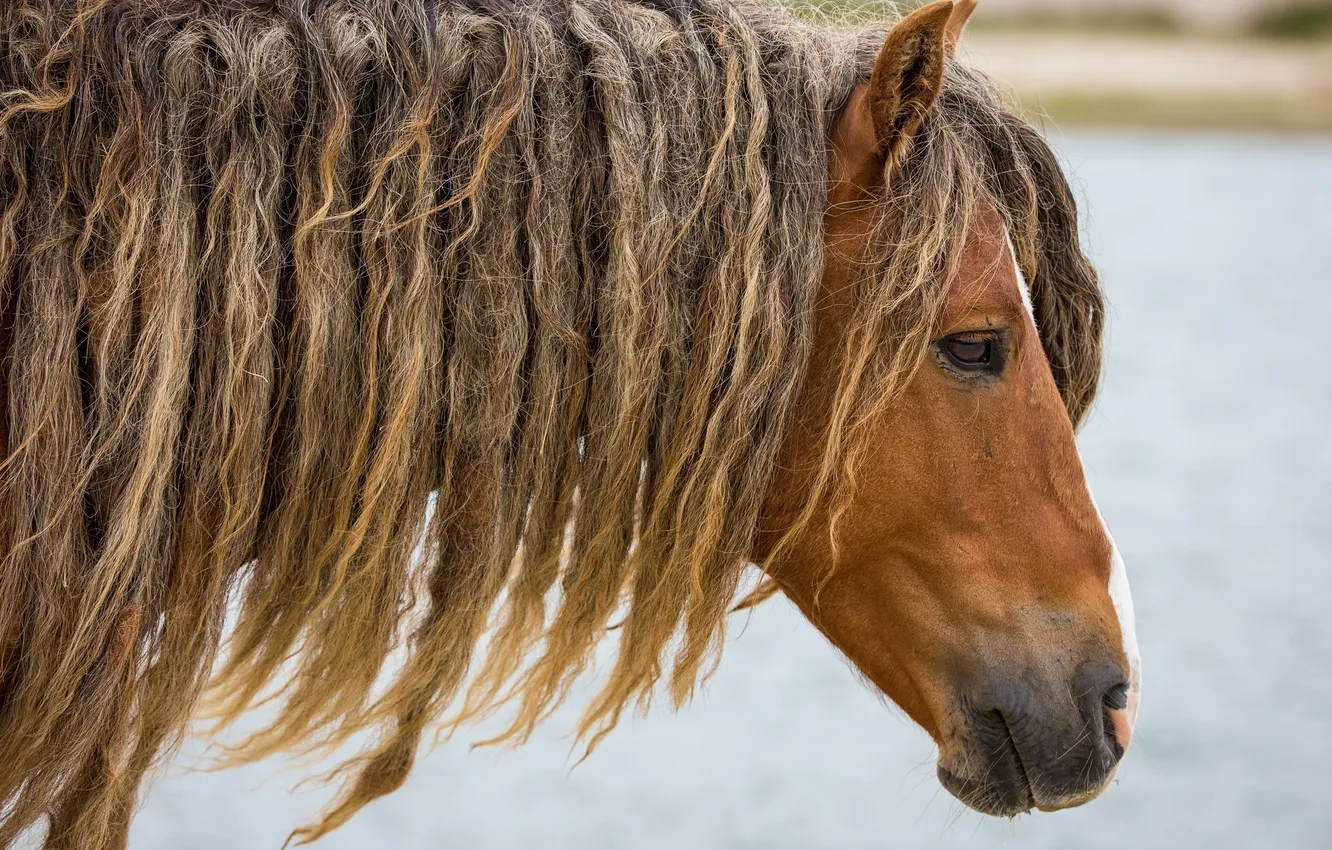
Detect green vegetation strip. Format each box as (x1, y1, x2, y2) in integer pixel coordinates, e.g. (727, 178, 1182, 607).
(1016, 92, 1332, 132)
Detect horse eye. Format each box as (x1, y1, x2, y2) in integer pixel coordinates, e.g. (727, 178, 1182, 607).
(945, 336, 991, 367)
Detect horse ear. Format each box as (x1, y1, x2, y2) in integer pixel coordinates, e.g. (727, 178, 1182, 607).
(945, 0, 978, 57)
(866, 0, 953, 161)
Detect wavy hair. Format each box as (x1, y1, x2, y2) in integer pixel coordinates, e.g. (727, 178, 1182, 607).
(0, 0, 1102, 845)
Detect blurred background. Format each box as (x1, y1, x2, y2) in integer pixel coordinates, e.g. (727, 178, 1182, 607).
(812, 0, 1332, 130)
(128, 2, 1331, 849)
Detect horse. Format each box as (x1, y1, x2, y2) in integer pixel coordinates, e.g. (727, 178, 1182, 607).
(0, 0, 1138, 846)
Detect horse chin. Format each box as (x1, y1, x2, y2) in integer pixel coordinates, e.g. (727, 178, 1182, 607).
(932, 700, 1121, 818)
(935, 755, 1116, 818)
(935, 744, 1036, 818)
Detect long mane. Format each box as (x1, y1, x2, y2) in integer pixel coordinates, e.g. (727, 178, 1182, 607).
(0, 0, 1102, 845)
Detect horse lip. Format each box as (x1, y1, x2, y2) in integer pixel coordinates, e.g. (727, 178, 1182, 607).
(936, 710, 1036, 817)
(997, 710, 1038, 813)
(1000, 711, 1113, 814)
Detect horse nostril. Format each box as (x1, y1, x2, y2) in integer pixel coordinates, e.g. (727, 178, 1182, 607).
(1102, 681, 1130, 711)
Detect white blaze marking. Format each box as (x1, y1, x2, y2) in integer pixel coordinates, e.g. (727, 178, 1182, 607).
(1007, 236, 1036, 324)
(1092, 498, 1141, 749)
(1008, 231, 1140, 746)
(1104, 526, 1140, 684)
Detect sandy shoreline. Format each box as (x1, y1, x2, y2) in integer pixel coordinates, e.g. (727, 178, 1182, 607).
(960, 33, 1332, 129)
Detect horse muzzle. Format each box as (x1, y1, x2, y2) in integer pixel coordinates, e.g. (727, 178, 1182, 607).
(935, 659, 1135, 817)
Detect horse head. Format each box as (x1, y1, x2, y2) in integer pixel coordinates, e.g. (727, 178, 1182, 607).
(760, 0, 1140, 817)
